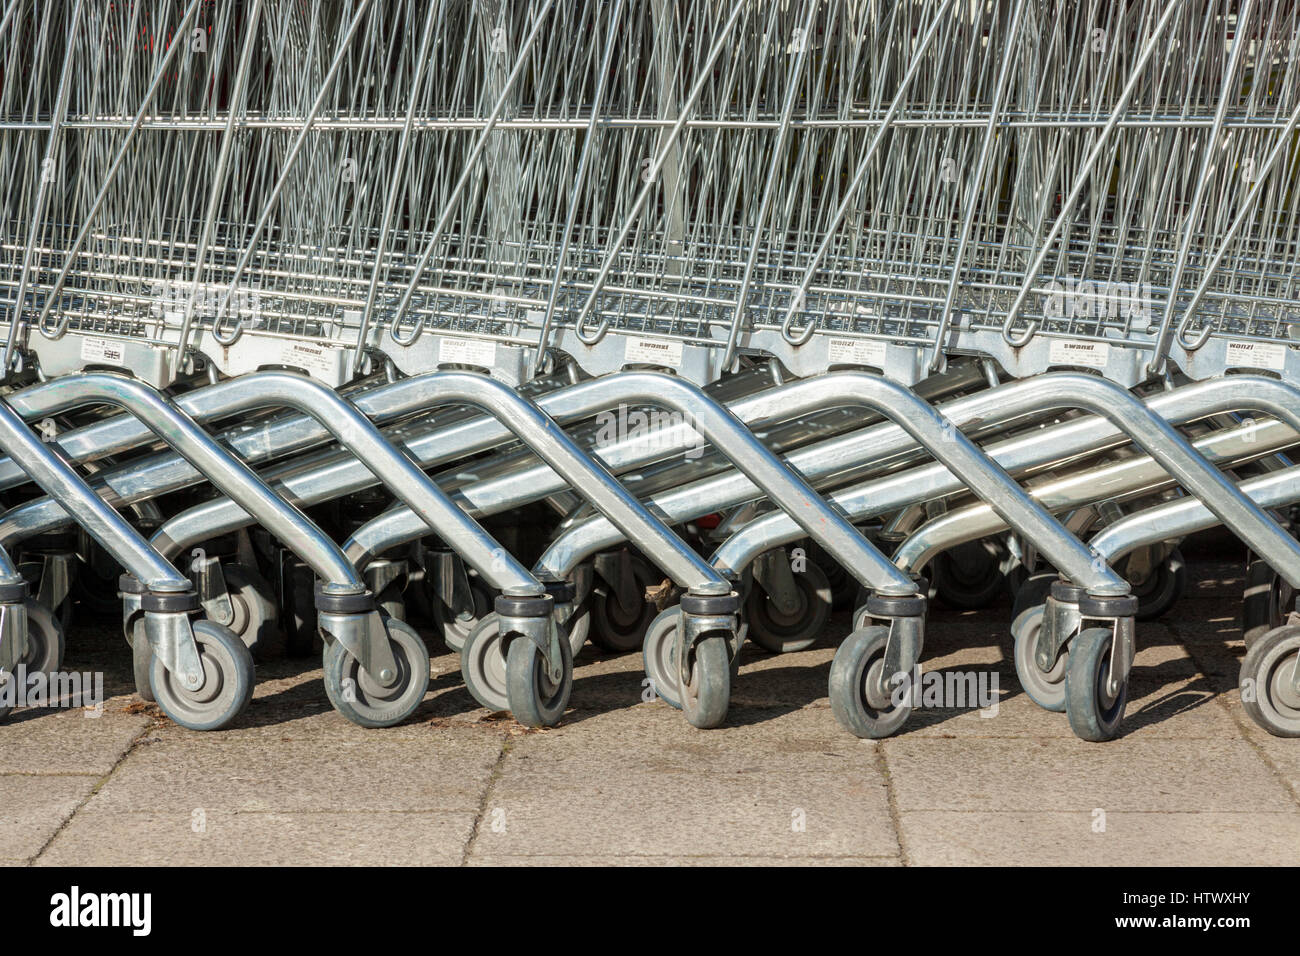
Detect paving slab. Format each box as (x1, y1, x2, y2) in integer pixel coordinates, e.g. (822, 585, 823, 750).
(898, 810, 1300, 866)
(37, 808, 475, 866)
(472, 769, 898, 859)
(882, 737, 1296, 813)
(83, 729, 504, 814)
(0, 774, 99, 862)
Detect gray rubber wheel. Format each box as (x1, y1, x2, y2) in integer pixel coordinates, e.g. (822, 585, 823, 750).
(323, 616, 430, 728)
(1010, 571, 1058, 624)
(641, 607, 682, 709)
(745, 561, 832, 654)
(1012, 605, 1067, 713)
(565, 601, 591, 658)
(22, 599, 65, 674)
(1242, 558, 1294, 649)
(1125, 547, 1186, 622)
(1065, 627, 1127, 742)
(931, 539, 1007, 611)
(282, 561, 318, 658)
(680, 632, 731, 729)
(150, 620, 255, 731)
(1239, 624, 1300, 737)
(590, 555, 661, 653)
(435, 582, 493, 654)
(221, 563, 279, 660)
(131, 619, 155, 702)
(829, 625, 911, 738)
(460, 613, 509, 711)
(506, 622, 573, 727)
(376, 582, 407, 625)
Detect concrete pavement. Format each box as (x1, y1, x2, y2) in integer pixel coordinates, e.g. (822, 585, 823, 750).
(3, 555, 1297, 866)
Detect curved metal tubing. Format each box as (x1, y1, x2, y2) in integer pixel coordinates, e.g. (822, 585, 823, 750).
(1090, 467, 1300, 564)
(544, 375, 1300, 591)
(137, 368, 968, 573)
(39, 369, 722, 593)
(16, 373, 372, 591)
(0, 398, 189, 592)
(890, 417, 1297, 575)
(0, 368, 576, 494)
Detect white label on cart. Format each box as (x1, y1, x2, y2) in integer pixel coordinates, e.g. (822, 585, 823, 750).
(623, 336, 683, 367)
(1048, 339, 1110, 369)
(826, 337, 888, 368)
(438, 336, 497, 367)
(1224, 340, 1286, 371)
(79, 337, 126, 366)
(279, 341, 336, 375)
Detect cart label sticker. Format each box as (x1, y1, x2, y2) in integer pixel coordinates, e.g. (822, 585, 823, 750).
(1224, 340, 1286, 371)
(624, 336, 683, 367)
(827, 337, 888, 368)
(1048, 339, 1109, 369)
(438, 336, 497, 367)
(278, 341, 336, 375)
(79, 336, 126, 366)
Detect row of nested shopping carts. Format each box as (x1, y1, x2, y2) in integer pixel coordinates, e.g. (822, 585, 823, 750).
(0, 0, 1297, 741)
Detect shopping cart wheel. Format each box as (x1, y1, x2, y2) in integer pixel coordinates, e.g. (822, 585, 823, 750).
(1124, 547, 1186, 622)
(1010, 571, 1058, 623)
(150, 621, 255, 732)
(282, 561, 319, 658)
(131, 622, 155, 703)
(1011, 605, 1067, 713)
(745, 561, 831, 654)
(22, 599, 65, 674)
(506, 620, 573, 728)
(681, 633, 731, 730)
(1242, 557, 1294, 649)
(323, 617, 430, 729)
(565, 601, 591, 658)
(830, 626, 912, 738)
(221, 563, 279, 660)
(376, 581, 406, 624)
(642, 607, 683, 710)
(1239, 625, 1300, 738)
(1064, 628, 1128, 742)
(931, 539, 1008, 611)
(434, 581, 493, 654)
(590, 555, 660, 653)
(460, 613, 509, 712)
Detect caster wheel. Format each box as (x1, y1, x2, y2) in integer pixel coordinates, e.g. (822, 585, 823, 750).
(745, 561, 831, 654)
(434, 581, 493, 654)
(680, 632, 731, 729)
(1012, 605, 1067, 712)
(460, 613, 509, 711)
(506, 620, 573, 727)
(131, 621, 155, 703)
(376, 581, 407, 624)
(1242, 557, 1294, 649)
(931, 539, 1007, 611)
(565, 600, 591, 658)
(150, 621, 255, 731)
(1239, 625, 1300, 737)
(829, 626, 912, 738)
(21, 599, 65, 674)
(1065, 627, 1127, 742)
(641, 607, 683, 709)
(72, 541, 124, 623)
(220, 563, 279, 660)
(323, 616, 430, 728)
(1010, 570, 1058, 624)
(589, 555, 661, 653)
(281, 561, 319, 658)
(1124, 547, 1185, 621)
